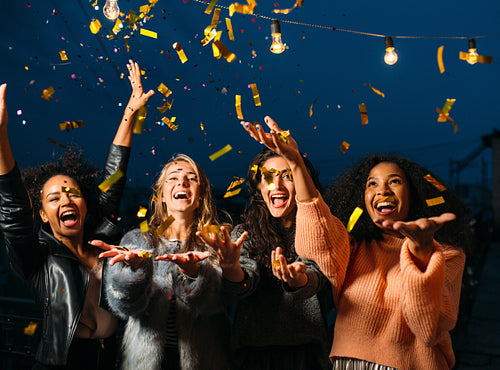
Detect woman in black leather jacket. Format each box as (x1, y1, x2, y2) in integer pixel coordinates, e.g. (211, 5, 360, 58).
(0, 60, 154, 369)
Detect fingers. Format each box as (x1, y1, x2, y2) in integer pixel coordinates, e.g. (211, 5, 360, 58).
(90, 240, 116, 251)
(0, 83, 6, 100)
(264, 116, 281, 131)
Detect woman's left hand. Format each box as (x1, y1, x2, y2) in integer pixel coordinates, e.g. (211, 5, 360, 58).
(271, 247, 308, 288)
(125, 59, 155, 113)
(156, 251, 211, 278)
(374, 212, 456, 267)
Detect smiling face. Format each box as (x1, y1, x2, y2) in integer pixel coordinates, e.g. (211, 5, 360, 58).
(160, 160, 200, 219)
(39, 175, 87, 242)
(259, 156, 296, 227)
(364, 162, 410, 228)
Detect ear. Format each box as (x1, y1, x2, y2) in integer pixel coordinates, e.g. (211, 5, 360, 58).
(39, 209, 49, 223)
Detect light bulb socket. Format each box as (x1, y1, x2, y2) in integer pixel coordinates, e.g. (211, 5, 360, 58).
(384, 36, 394, 49)
(271, 19, 281, 35)
(468, 38, 476, 50)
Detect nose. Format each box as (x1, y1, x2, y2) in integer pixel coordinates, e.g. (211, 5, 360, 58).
(61, 192, 74, 204)
(376, 182, 392, 195)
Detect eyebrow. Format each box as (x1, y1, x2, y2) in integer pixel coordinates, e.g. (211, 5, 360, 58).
(167, 170, 197, 176)
(367, 174, 402, 181)
(45, 191, 61, 199)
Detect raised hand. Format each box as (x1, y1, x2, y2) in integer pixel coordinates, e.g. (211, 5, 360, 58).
(125, 59, 155, 113)
(271, 247, 308, 288)
(156, 251, 211, 278)
(0, 84, 7, 132)
(91, 240, 147, 269)
(374, 212, 456, 268)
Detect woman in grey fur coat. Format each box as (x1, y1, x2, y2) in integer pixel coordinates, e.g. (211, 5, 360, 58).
(92, 154, 235, 370)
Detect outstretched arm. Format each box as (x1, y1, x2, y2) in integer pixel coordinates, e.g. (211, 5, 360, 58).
(112, 60, 155, 147)
(0, 84, 14, 175)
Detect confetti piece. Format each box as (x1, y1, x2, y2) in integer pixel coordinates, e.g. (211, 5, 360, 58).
(347, 207, 363, 232)
(250, 83, 261, 106)
(437, 45, 445, 74)
(213, 40, 236, 62)
(90, 19, 102, 34)
(157, 83, 172, 97)
(437, 99, 455, 121)
(161, 116, 178, 131)
(272, 0, 303, 14)
(61, 187, 81, 197)
(98, 169, 124, 192)
(426, 196, 445, 207)
(272, 259, 281, 268)
(210, 8, 221, 28)
(339, 141, 350, 153)
(359, 103, 368, 125)
(157, 101, 172, 113)
(251, 164, 258, 180)
(309, 103, 314, 117)
(59, 120, 84, 131)
(59, 50, 68, 61)
(140, 28, 157, 39)
(209, 144, 232, 161)
(235, 94, 243, 119)
(200, 28, 218, 46)
(202, 225, 221, 233)
(46, 137, 68, 149)
(205, 0, 218, 14)
(277, 130, 290, 143)
(140, 220, 149, 233)
(133, 106, 148, 134)
(41, 86, 55, 101)
(173, 42, 188, 63)
(112, 19, 123, 34)
(229, 0, 257, 16)
(226, 18, 235, 41)
(436, 108, 458, 133)
(226, 176, 245, 191)
(424, 174, 447, 192)
(139, 250, 152, 259)
(24, 322, 38, 336)
(157, 215, 175, 235)
(137, 206, 147, 217)
(224, 188, 242, 198)
(368, 84, 385, 98)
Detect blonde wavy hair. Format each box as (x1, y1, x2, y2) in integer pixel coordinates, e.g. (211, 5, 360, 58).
(146, 154, 219, 253)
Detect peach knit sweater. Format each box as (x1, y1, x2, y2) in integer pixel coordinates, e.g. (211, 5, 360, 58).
(295, 196, 466, 370)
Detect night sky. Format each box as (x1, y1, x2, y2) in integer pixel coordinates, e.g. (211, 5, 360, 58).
(1, 0, 499, 195)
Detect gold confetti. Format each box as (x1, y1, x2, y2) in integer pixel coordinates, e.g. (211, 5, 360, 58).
(235, 94, 243, 119)
(59, 120, 84, 131)
(202, 225, 221, 234)
(201, 28, 217, 46)
(41, 86, 55, 101)
(272, 259, 281, 268)
(347, 207, 363, 233)
(115, 246, 129, 251)
(112, 19, 123, 34)
(226, 176, 245, 191)
(140, 220, 149, 233)
(229, 0, 257, 16)
(140, 28, 157, 39)
(213, 40, 236, 62)
(226, 18, 234, 41)
(436, 107, 457, 133)
(205, 0, 218, 14)
(437, 45, 445, 74)
(157, 215, 175, 235)
(90, 19, 102, 34)
(137, 206, 147, 218)
(250, 83, 261, 106)
(157, 83, 172, 97)
(272, 0, 303, 14)
(211, 8, 221, 28)
(98, 169, 124, 192)
(209, 144, 232, 161)
(157, 101, 172, 113)
(426, 196, 445, 207)
(59, 50, 68, 61)
(61, 187, 81, 197)
(359, 103, 368, 125)
(277, 130, 290, 144)
(133, 106, 148, 134)
(424, 174, 447, 192)
(339, 141, 350, 153)
(224, 188, 242, 198)
(139, 250, 152, 259)
(161, 116, 178, 131)
(459, 51, 493, 64)
(368, 84, 385, 98)
(251, 164, 258, 180)
(24, 322, 38, 336)
(173, 42, 188, 63)
(437, 99, 455, 122)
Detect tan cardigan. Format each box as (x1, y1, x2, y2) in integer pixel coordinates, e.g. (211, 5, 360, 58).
(294, 196, 465, 370)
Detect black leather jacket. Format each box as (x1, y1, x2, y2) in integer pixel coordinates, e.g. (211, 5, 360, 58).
(0, 144, 130, 366)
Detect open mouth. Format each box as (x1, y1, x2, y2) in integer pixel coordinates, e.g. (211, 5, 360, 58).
(173, 191, 190, 200)
(374, 196, 397, 216)
(60, 210, 78, 227)
(271, 193, 288, 208)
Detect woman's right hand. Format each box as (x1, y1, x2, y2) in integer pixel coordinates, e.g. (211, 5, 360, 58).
(91, 240, 147, 269)
(125, 59, 155, 113)
(0, 84, 7, 132)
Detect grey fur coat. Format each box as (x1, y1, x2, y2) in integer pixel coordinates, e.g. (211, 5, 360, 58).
(104, 229, 231, 370)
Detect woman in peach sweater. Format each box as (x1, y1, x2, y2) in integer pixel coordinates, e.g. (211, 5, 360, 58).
(242, 118, 469, 369)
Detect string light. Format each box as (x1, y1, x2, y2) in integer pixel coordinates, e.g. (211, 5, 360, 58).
(103, 0, 120, 21)
(384, 36, 398, 65)
(465, 38, 479, 64)
(270, 20, 285, 54)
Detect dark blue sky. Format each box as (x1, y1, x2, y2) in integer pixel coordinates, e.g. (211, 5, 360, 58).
(1, 0, 499, 193)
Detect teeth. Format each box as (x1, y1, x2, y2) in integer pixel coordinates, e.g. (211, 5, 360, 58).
(376, 201, 395, 209)
(271, 194, 287, 199)
(61, 210, 76, 216)
(174, 192, 188, 199)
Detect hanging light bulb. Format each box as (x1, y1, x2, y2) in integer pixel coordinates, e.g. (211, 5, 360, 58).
(270, 20, 285, 54)
(384, 36, 398, 65)
(103, 0, 120, 21)
(466, 38, 479, 65)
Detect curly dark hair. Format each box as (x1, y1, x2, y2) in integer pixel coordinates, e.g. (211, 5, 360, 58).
(241, 147, 323, 268)
(21, 148, 102, 217)
(324, 153, 471, 251)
